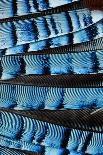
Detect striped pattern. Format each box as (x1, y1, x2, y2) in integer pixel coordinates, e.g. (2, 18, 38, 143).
(0, 1, 103, 155)
(1, 74, 102, 88)
(0, 20, 103, 56)
(1, 108, 103, 132)
(0, 112, 22, 138)
(1, 36, 103, 57)
(1, 83, 103, 110)
(0, 146, 26, 155)
(0, 9, 103, 50)
(0, 0, 80, 19)
(0, 111, 103, 154)
(1, 50, 103, 79)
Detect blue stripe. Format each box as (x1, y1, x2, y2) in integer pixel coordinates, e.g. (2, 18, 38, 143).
(0, 0, 80, 19)
(0, 10, 103, 50)
(1, 50, 103, 79)
(1, 84, 103, 110)
(0, 111, 103, 154)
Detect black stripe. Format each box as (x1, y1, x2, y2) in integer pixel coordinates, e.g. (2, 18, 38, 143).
(12, 0, 17, 16)
(2, 37, 103, 56)
(0, 74, 103, 88)
(0, 108, 103, 133)
(0, 0, 91, 23)
(0, 145, 41, 155)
